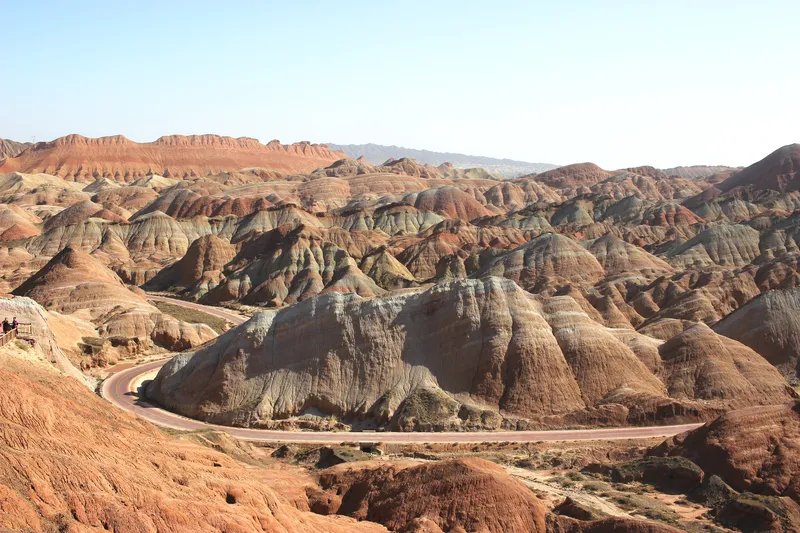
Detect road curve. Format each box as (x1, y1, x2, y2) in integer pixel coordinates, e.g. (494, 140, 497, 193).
(101, 295, 705, 443)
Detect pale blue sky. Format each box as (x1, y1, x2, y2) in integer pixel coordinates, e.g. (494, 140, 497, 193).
(3, 1, 798, 168)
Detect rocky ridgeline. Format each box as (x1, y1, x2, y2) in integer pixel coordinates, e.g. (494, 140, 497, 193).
(0, 141, 796, 397)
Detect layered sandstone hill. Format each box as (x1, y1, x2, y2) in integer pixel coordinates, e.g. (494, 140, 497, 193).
(477, 233, 606, 290)
(714, 288, 800, 379)
(12, 247, 215, 352)
(0, 203, 41, 241)
(665, 224, 761, 268)
(203, 224, 385, 306)
(651, 401, 800, 502)
(658, 323, 793, 407)
(311, 459, 682, 533)
(583, 234, 672, 275)
(148, 277, 791, 429)
(661, 165, 737, 179)
(145, 234, 236, 300)
(0, 134, 347, 181)
(310, 458, 547, 532)
(150, 277, 587, 428)
(531, 163, 611, 189)
(0, 171, 88, 206)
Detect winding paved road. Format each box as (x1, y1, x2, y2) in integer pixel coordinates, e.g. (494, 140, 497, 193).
(100, 295, 704, 444)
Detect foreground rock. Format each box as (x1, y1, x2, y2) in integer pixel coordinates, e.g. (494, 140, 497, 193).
(310, 458, 547, 532)
(310, 458, 686, 533)
(0, 295, 90, 386)
(651, 401, 800, 502)
(0, 345, 386, 532)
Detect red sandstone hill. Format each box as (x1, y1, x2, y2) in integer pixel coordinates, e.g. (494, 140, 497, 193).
(530, 163, 611, 189)
(0, 134, 347, 182)
(717, 143, 800, 193)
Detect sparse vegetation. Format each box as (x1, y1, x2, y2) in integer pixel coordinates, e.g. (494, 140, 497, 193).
(12, 338, 30, 351)
(565, 471, 584, 481)
(151, 300, 230, 334)
(582, 481, 605, 492)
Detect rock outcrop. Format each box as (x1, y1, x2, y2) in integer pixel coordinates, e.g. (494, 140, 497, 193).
(477, 233, 605, 289)
(310, 458, 547, 533)
(716, 143, 800, 193)
(205, 224, 384, 306)
(148, 277, 790, 429)
(149, 277, 587, 427)
(651, 401, 800, 502)
(533, 163, 611, 190)
(0, 134, 348, 181)
(0, 138, 30, 160)
(658, 323, 794, 407)
(0, 295, 90, 385)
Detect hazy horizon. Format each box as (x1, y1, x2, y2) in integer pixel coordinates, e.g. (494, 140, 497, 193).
(3, 0, 798, 169)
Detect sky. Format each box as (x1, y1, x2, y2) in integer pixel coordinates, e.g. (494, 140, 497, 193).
(2, 0, 799, 169)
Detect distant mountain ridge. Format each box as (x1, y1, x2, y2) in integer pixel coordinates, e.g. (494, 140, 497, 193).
(0, 138, 31, 161)
(327, 142, 557, 178)
(0, 134, 346, 181)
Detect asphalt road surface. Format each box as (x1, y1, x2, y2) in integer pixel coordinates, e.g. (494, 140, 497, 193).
(100, 295, 704, 444)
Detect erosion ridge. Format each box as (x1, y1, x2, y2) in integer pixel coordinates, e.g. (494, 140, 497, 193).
(0, 141, 797, 417)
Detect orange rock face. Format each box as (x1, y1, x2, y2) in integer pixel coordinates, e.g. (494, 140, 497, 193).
(0, 134, 347, 182)
(0, 349, 691, 533)
(0, 354, 387, 533)
(652, 401, 800, 502)
(311, 458, 548, 533)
